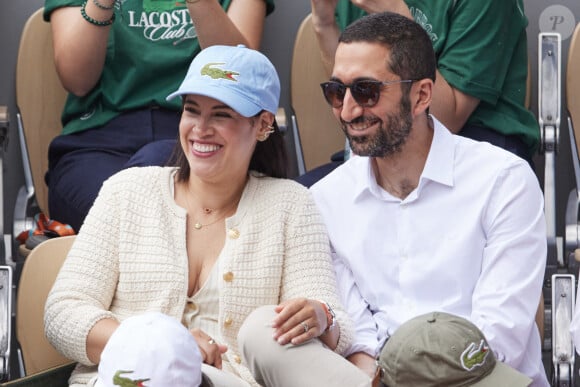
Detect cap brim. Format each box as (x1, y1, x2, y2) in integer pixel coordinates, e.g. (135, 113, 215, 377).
(470, 362, 532, 387)
(166, 84, 262, 117)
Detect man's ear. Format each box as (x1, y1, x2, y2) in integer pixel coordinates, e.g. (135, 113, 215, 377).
(411, 79, 433, 116)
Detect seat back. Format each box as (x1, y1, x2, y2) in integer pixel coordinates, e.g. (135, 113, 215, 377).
(568, 25, 580, 161)
(16, 8, 67, 216)
(290, 13, 345, 174)
(16, 236, 75, 375)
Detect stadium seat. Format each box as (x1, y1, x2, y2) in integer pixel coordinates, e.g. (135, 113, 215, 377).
(538, 29, 579, 386)
(13, 7, 67, 259)
(564, 24, 580, 384)
(290, 13, 345, 176)
(15, 236, 75, 377)
(0, 363, 73, 387)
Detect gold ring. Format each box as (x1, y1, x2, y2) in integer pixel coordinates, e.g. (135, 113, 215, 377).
(208, 338, 216, 345)
(300, 321, 309, 333)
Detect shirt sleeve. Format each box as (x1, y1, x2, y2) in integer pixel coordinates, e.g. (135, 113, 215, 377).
(43, 0, 83, 21)
(333, 250, 380, 357)
(470, 159, 546, 368)
(437, 0, 528, 105)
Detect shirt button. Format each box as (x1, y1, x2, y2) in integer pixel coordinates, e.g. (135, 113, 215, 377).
(228, 228, 240, 239)
(233, 355, 241, 364)
(187, 302, 198, 312)
(224, 317, 233, 327)
(223, 272, 234, 282)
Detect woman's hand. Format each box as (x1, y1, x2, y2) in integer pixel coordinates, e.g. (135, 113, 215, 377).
(190, 328, 228, 368)
(271, 298, 328, 345)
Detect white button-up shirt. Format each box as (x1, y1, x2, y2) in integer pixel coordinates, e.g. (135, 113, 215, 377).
(311, 117, 549, 386)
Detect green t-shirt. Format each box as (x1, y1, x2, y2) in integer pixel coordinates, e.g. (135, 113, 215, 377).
(43, 0, 275, 135)
(334, 0, 539, 157)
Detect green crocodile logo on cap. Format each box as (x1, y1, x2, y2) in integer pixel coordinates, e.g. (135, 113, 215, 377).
(201, 62, 239, 81)
(113, 370, 150, 387)
(460, 340, 489, 371)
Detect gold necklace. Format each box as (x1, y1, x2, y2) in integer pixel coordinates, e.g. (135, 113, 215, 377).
(192, 210, 228, 230)
(182, 185, 238, 231)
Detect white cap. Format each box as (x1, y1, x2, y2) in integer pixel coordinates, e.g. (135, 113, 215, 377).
(95, 312, 202, 387)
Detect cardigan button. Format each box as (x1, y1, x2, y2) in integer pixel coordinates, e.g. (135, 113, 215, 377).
(233, 355, 241, 364)
(223, 272, 234, 282)
(228, 228, 240, 239)
(224, 317, 233, 327)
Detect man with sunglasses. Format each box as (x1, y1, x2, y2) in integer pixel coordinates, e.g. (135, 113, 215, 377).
(301, 0, 537, 187)
(310, 12, 549, 387)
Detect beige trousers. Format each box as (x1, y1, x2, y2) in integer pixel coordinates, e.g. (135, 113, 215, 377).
(237, 305, 372, 387)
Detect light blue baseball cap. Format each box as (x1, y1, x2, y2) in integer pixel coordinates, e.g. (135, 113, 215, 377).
(167, 44, 280, 117)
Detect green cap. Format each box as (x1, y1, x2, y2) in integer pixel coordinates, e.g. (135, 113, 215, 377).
(378, 312, 532, 387)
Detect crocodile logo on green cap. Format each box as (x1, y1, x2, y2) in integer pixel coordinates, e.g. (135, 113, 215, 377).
(460, 340, 489, 371)
(112, 370, 150, 387)
(201, 62, 239, 81)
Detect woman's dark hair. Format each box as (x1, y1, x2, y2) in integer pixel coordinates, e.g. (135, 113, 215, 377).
(169, 111, 288, 182)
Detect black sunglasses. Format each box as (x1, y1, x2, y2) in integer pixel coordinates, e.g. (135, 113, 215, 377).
(320, 79, 415, 108)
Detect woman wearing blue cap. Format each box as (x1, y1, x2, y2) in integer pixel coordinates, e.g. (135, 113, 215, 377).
(45, 45, 370, 387)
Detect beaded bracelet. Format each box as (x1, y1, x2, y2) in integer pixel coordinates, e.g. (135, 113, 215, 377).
(81, 1, 115, 26)
(92, 0, 115, 10)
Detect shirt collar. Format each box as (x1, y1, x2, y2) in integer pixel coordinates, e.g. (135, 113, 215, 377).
(352, 115, 456, 202)
(420, 115, 455, 188)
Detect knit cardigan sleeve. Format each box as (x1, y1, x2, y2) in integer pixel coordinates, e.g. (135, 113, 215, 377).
(44, 169, 124, 365)
(44, 167, 188, 367)
(277, 182, 354, 355)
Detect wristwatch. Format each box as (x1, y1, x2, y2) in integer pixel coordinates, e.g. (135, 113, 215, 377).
(319, 300, 336, 332)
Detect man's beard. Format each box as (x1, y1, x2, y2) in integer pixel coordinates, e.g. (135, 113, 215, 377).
(342, 94, 413, 157)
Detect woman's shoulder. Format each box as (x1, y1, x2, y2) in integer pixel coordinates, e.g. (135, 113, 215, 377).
(105, 166, 173, 183)
(101, 167, 175, 196)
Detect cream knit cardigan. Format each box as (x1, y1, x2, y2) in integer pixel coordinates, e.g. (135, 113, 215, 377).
(44, 167, 353, 386)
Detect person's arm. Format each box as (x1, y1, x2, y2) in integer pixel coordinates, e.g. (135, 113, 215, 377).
(310, 0, 341, 75)
(86, 318, 119, 363)
(44, 175, 122, 365)
(274, 189, 355, 354)
(347, 352, 377, 379)
(187, 0, 267, 50)
(332, 250, 380, 357)
(50, 3, 114, 96)
(419, 0, 524, 132)
(471, 159, 546, 369)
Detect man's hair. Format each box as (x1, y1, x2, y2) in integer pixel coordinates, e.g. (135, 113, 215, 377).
(339, 12, 436, 83)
